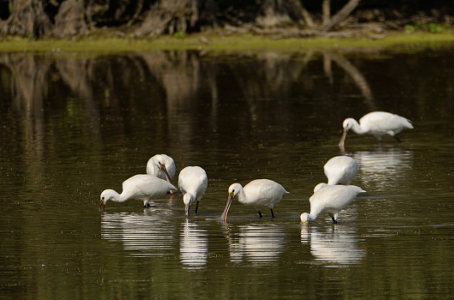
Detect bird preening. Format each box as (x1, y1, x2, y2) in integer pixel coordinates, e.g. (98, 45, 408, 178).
(146, 154, 176, 184)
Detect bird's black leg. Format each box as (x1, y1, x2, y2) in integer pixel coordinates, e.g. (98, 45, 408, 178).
(144, 203, 151, 208)
(258, 211, 263, 218)
(195, 201, 199, 215)
(394, 135, 402, 143)
(270, 209, 275, 218)
(329, 213, 337, 224)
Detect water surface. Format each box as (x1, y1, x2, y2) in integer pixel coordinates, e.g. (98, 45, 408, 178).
(1, 48, 454, 299)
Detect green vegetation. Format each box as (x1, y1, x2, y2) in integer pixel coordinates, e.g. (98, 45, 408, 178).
(1, 30, 454, 53)
(405, 22, 447, 33)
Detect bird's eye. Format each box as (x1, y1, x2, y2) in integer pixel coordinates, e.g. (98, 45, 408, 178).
(102, 196, 104, 200)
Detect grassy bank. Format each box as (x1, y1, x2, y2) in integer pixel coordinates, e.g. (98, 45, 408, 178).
(1, 30, 454, 53)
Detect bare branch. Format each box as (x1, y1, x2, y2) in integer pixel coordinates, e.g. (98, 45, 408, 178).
(299, 2, 315, 28)
(322, 0, 331, 26)
(319, 0, 360, 31)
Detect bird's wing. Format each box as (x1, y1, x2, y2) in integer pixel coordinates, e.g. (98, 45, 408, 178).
(245, 180, 284, 207)
(135, 175, 175, 197)
(362, 112, 411, 133)
(312, 186, 355, 210)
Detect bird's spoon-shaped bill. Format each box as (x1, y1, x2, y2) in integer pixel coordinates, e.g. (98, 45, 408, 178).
(221, 193, 234, 222)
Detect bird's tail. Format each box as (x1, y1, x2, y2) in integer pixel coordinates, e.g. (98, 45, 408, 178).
(403, 117, 414, 129)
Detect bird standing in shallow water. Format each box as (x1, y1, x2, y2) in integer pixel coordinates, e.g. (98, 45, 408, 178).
(339, 111, 413, 149)
(221, 179, 289, 221)
(146, 154, 176, 183)
(300, 184, 365, 224)
(178, 166, 208, 217)
(323, 155, 358, 185)
(100, 174, 176, 209)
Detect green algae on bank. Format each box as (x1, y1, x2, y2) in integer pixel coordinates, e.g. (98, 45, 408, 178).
(1, 31, 454, 53)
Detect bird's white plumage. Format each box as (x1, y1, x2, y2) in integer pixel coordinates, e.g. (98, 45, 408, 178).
(222, 179, 289, 220)
(324, 156, 358, 185)
(178, 166, 208, 216)
(301, 184, 365, 223)
(339, 111, 413, 147)
(236, 179, 288, 208)
(146, 154, 176, 181)
(100, 174, 176, 208)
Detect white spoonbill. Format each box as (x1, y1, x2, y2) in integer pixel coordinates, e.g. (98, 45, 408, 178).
(323, 155, 358, 185)
(178, 166, 208, 217)
(221, 179, 289, 221)
(339, 111, 413, 148)
(146, 154, 176, 183)
(100, 174, 177, 209)
(301, 184, 365, 224)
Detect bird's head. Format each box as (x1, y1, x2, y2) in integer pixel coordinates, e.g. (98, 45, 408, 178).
(300, 212, 310, 223)
(228, 183, 242, 199)
(183, 193, 194, 217)
(100, 189, 116, 209)
(342, 118, 355, 131)
(221, 183, 242, 222)
(339, 118, 355, 149)
(156, 160, 171, 182)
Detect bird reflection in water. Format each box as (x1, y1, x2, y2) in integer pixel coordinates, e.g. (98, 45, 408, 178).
(353, 145, 413, 191)
(225, 223, 285, 265)
(101, 208, 176, 257)
(301, 225, 365, 266)
(179, 220, 208, 269)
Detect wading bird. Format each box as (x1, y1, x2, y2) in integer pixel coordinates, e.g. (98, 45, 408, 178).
(339, 111, 413, 148)
(300, 184, 365, 224)
(323, 155, 358, 185)
(146, 154, 176, 183)
(178, 166, 208, 217)
(221, 179, 289, 221)
(100, 174, 177, 209)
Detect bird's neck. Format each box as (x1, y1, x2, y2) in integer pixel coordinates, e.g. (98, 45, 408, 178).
(112, 191, 126, 203)
(237, 188, 247, 203)
(350, 120, 365, 134)
(308, 213, 318, 221)
(308, 205, 323, 221)
(183, 193, 195, 205)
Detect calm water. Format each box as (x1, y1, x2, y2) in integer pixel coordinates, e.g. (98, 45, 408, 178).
(1, 47, 454, 299)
